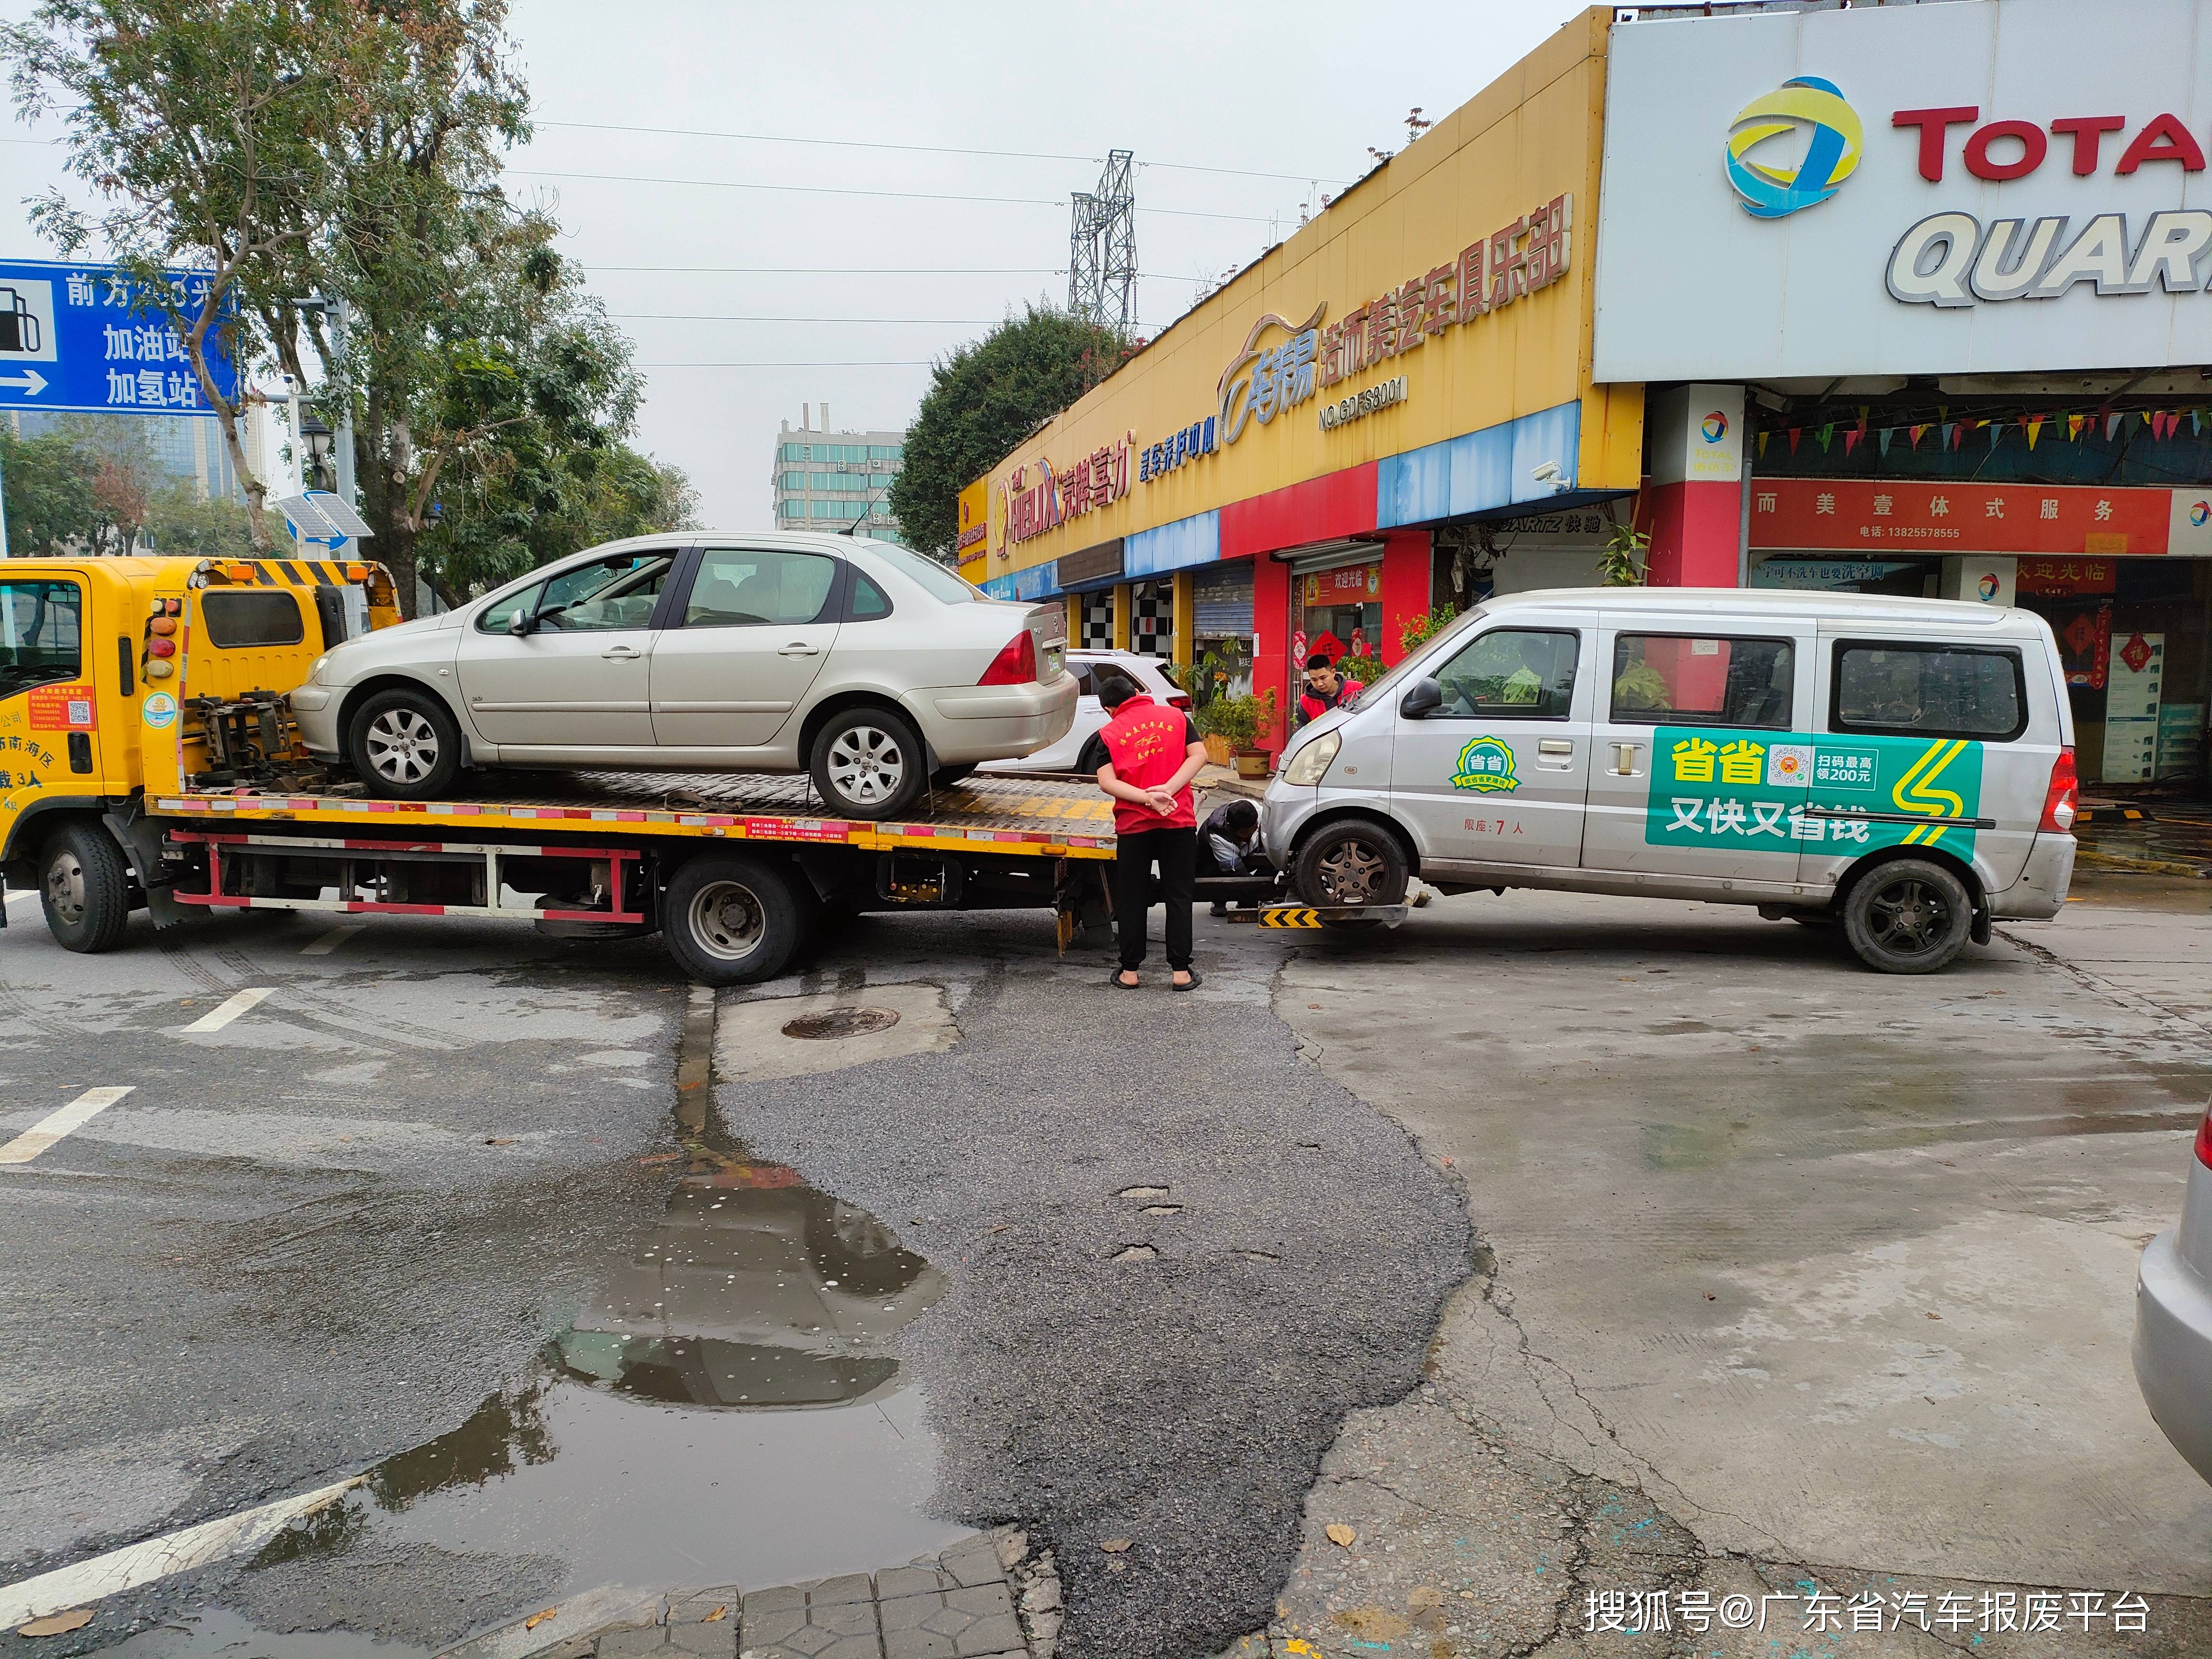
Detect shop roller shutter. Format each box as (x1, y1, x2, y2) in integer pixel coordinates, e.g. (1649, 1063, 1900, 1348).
(1193, 564, 1254, 635)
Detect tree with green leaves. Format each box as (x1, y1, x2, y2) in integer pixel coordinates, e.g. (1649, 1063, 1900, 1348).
(890, 305, 1131, 558)
(0, 424, 97, 554)
(4, 0, 349, 548)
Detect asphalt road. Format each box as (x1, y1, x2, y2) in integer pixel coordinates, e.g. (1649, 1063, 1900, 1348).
(0, 887, 1470, 1659)
(0, 902, 681, 1651)
(718, 911, 1472, 1659)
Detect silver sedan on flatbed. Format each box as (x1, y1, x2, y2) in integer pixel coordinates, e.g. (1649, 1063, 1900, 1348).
(289, 532, 1075, 819)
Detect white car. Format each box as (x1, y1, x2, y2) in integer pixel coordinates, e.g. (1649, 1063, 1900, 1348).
(289, 532, 1076, 819)
(2136, 1096, 2212, 1484)
(979, 649, 1190, 775)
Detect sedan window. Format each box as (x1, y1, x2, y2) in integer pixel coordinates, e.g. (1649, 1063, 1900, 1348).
(684, 550, 839, 627)
(539, 553, 673, 631)
(865, 543, 980, 604)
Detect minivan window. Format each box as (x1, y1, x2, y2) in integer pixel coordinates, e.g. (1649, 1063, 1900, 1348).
(1833, 641, 2026, 741)
(1431, 629, 1578, 719)
(1612, 634, 1794, 728)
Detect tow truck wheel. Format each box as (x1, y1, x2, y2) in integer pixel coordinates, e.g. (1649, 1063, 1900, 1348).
(663, 852, 806, 985)
(41, 822, 132, 953)
(1842, 858, 1972, 974)
(350, 687, 463, 801)
(1293, 820, 1409, 911)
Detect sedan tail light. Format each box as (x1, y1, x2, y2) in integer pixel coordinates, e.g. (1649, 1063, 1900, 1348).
(2038, 746, 2078, 833)
(978, 630, 1040, 686)
(2196, 1103, 2212, 1170)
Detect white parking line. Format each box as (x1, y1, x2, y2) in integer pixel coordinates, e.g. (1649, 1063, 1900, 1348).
(5, 888, 39, 906)
(0, 1476, 361, 1626)
(0, 1087, 135, 1166)
(179, 987, 275, 1033)
(301, 924, 365, 956)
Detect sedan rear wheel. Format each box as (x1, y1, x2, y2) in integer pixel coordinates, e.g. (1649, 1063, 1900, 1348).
(809, 706, 926, 819)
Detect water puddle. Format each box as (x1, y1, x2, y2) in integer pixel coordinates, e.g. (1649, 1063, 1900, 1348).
(91, 1072, 961, 1657)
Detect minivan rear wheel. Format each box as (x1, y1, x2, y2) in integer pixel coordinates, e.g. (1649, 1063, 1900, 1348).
(1843, 858, 1973, 974)
(809, 706, 926, 820)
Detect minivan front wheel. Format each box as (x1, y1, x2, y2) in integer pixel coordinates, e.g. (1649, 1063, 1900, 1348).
(1293, 820, 1409, 910)
(1843, 858, 1973, 974)
(810, 706, 926, 819)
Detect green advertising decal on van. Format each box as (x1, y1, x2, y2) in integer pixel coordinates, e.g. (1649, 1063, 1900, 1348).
(1644, 728, 1984, 856)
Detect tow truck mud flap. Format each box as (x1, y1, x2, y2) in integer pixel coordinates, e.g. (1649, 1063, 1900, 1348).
(1230, 904, 1411, 929)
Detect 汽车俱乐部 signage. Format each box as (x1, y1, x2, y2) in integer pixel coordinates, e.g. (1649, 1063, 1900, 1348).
(1593, 0, 2212, 380)
(0, 259, 239, 415)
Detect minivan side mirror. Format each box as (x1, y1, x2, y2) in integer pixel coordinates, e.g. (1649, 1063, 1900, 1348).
(1399, 677, 1443, 719)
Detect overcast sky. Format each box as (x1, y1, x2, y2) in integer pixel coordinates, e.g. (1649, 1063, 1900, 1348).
(0, 0, 1595, 528)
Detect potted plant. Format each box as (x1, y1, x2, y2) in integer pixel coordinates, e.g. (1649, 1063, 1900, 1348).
(1174, 643, 1250, 766)
(1200, 688, 1278, 778)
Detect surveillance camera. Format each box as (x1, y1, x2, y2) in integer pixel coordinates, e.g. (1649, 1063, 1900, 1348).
(1531, 461, 1561, 483)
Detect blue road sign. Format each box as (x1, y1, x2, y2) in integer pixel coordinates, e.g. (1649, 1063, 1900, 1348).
(0, 258, 239, 418)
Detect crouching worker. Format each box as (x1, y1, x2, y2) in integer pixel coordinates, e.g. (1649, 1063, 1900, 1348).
(1200, 798, 1270, 918)
(1093, 670, 1208, 992)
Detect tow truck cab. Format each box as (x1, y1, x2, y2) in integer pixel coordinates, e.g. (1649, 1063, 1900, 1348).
(0, 554, 399, 944)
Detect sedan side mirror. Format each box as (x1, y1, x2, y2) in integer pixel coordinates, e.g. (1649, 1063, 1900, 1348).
(508, 609, 538, 638)
(1399, 677, 1443, 719)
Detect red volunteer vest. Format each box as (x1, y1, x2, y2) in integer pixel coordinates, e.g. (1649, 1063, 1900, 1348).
(1098, 694, 1197, 834)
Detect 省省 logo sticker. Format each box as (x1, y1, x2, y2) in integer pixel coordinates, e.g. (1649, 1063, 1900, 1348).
(1450, 735, 1520, 794)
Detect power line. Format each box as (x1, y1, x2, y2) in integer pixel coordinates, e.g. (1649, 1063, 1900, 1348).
(512, 166, 1275, 222)
(532, 119, 1349, 184)
(580, 265, 1209, 280)
(611, 314, 1006, 323)
(641, 360, 936, 368)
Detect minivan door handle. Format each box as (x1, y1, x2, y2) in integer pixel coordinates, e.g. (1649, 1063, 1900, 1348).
(1538, 739, 1575, 755)
(1611, 741, 1643, 775)
(778, 641, 821, 657)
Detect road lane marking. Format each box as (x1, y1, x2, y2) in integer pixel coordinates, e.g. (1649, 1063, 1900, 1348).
(302, 925, 365, 956)
(180, 987, 275, 1033)
(0, 1476, 362, 1627)
(0, 1087, 135, 1166)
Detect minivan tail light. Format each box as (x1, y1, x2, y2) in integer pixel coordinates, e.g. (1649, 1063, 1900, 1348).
(2038, 745, 2078, 833)
(978, 630, 1039, 686)
(2196, 1105, 2212, 1170)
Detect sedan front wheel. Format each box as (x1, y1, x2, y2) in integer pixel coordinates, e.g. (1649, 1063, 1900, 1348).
(349, 687, 463, 800)
(809, 706, 926, 819)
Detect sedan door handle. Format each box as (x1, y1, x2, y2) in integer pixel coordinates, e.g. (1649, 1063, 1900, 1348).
(1538, 739, 1575, 755)
(777, 642, 821, 656)
(601, 644, 641, 660)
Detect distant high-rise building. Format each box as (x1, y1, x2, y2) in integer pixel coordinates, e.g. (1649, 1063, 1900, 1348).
(772, 404, 905, 542)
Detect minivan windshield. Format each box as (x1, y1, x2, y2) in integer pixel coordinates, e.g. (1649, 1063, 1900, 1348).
(1336, 608, 1483, 712)
(864, 543, 980, 604)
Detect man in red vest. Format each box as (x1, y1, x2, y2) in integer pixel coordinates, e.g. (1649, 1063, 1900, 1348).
(1093, 670, 1209, 992)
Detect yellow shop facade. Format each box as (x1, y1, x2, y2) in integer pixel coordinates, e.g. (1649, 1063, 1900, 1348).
(966, 9, 1640, 752)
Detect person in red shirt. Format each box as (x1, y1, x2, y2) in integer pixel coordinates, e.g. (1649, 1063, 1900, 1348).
(1296, 652, 1364, 728)
(1093, 670, 1209, 991)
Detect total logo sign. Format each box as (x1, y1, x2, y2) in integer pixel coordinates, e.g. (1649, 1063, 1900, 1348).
(1724, 68, 2212, 312)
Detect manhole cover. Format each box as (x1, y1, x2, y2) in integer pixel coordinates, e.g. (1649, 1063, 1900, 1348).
(782, 1006, 902, 1041)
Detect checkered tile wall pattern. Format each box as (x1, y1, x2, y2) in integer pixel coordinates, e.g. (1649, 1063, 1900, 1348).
(1131, 580, 1172, 658)
(1081, 594, 1113, 650)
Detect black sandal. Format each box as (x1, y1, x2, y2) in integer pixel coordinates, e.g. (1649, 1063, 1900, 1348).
(1172, 970, 1203, 993)
(1111, 969, 1142, 989)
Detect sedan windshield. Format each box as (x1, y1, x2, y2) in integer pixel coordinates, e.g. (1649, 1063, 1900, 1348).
(864, 543, 980, 604)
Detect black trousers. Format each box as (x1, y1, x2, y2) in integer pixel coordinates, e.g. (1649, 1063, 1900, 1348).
(1113, 826, 1195, 972)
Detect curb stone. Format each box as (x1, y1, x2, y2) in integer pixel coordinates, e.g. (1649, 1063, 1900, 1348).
(452, 1529, 1062, 1659)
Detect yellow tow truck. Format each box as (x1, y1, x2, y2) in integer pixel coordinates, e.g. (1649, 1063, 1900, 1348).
(0, 554, 1121, 982)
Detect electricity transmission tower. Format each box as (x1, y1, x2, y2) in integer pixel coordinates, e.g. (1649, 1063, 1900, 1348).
(1068, 150, 1136, 330)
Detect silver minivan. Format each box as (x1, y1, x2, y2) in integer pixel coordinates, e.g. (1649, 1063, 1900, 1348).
(1261, 588, 2079, 973)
